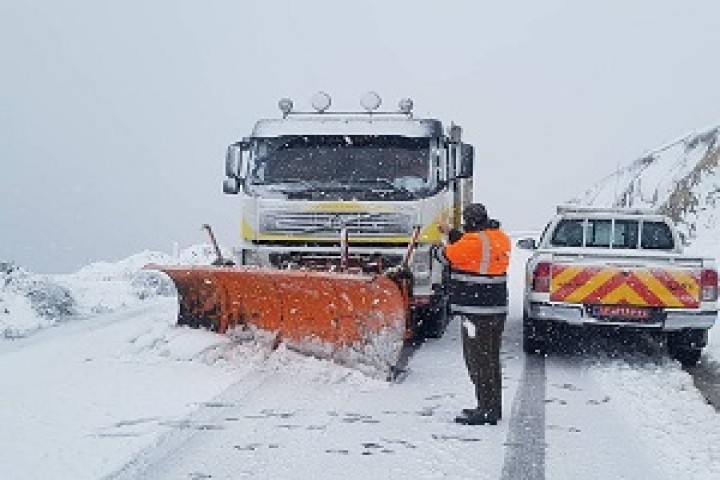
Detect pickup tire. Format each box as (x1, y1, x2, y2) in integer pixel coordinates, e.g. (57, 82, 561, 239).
(667, 329, 707, 367)
(669, 348, 702, 368)
(523, 313, 547, 355)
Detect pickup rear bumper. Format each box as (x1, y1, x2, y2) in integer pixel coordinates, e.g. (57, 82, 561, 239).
(528, 302, 717, 330)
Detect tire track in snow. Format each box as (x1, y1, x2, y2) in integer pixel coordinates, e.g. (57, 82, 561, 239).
(686, 356, 720, 412)
(105, 368, 276, 480)
(501, 352, 546, 480)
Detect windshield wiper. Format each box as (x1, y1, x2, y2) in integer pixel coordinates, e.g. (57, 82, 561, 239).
(251, 178, 316, 190)
(338, 177, 413, 193)
(252, 177, 415, 199)
(344, 178, 395, 188)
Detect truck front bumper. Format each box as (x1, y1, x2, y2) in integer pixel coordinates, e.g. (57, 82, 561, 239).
(528, 302, 717, 330)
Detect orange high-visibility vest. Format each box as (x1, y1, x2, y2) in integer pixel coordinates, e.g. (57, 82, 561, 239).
(444, 229, 511, 275)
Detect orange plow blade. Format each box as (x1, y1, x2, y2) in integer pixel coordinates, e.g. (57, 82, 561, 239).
(146, 265, 408, 378)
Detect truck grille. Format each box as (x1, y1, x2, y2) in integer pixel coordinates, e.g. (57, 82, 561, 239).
(260, 211, 413, 236)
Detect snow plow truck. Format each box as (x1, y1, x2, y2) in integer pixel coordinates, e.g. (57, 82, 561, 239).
(149, 92, 475, 378)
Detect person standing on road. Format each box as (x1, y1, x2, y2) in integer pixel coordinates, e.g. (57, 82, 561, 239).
(434, 203, 511, 425)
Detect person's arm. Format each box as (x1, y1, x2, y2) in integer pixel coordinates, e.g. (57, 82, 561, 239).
(432, 226, 464, 268)
(432, 221, 456, 265)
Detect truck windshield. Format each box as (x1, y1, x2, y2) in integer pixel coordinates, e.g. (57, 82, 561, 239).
(246, 135, 435, 200)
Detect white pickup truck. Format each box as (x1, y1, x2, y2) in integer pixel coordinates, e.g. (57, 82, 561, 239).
(517, 206, 718, 366)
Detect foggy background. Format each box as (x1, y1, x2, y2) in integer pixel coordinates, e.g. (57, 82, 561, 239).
(2, 0, 720, 273)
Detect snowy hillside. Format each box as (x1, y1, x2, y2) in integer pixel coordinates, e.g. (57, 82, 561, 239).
(569, 124, 720, 253)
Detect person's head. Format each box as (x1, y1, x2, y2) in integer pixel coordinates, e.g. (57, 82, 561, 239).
(463, 203, 488, 231)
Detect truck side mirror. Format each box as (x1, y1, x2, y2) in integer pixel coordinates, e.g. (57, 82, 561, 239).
(457, 143, 474, 179)
(225, 141, 249, 180)
(516, 238, 537, 250)
(223, 177, 240, 194)
(449, 123, 462, 143)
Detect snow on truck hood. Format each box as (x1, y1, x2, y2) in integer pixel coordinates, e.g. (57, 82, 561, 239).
(251, 117, 444, 138)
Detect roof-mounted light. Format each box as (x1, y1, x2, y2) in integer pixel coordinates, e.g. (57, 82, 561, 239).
(311, 91, 332, 113)
(278, 98, 294, 117)
(398, 97, 414, 115)
(556, 205, 659, 216)
(360, 91, 382, 112)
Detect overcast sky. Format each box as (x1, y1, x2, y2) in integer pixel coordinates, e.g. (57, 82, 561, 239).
(3, 0, 720, 273)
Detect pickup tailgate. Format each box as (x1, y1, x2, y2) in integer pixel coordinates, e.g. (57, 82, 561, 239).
(550, 262, 701, 309)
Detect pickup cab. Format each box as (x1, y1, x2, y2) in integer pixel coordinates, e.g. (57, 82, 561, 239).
(517, 206, 718, 366)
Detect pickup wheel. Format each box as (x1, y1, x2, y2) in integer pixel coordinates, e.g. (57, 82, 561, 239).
(669, 348, 702, 368)
(523, 313, 547, 355)
(667, 329, 707, 367)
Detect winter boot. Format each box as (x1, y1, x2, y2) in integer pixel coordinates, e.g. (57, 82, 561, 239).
(454, 409, 499, 426)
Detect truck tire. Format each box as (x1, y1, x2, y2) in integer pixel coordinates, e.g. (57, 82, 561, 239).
(416, 294, 450, 339)
(523, 313, 547, 355)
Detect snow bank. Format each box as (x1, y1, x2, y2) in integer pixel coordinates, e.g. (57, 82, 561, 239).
(593, 359, 720, 479)
(0, 262, 75, 338)
(0, 245, 220, 339)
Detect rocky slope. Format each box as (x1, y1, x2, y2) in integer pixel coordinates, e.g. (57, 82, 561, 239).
(569, 124, 720, 251)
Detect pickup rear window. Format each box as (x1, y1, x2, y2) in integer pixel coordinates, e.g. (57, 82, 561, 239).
(550, 219, 674, 250)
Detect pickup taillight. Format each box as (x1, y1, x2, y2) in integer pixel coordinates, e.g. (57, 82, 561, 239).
(532, 262, 552, 293)
(700, 269, 718, 302)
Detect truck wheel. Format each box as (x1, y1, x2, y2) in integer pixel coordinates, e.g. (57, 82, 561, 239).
(523, 313, 547, 355)
(417, 294, 450, 339)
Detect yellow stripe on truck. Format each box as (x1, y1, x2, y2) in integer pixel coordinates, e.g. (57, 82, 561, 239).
(643, 270, 699, 303)
(552, 268, 615, 304)
(601, 283, 648, 305)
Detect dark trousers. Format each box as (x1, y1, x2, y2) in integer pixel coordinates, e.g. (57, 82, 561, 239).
(460, 313, 506, 419)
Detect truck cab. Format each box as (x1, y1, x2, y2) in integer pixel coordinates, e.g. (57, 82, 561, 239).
(222, 93, 475, 338)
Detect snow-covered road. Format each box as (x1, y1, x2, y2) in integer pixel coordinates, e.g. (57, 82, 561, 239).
(109, 312, 720, 480)
(1, 251, 719, 479)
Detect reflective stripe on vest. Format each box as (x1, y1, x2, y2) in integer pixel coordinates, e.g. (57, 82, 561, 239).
(442, 229, 510, 276)
(478, 230, 490, 274)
